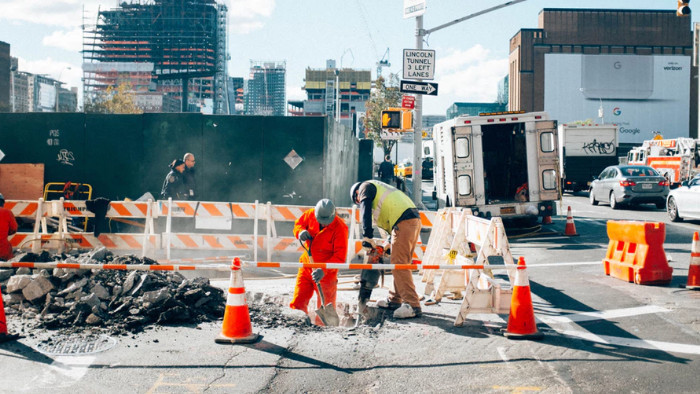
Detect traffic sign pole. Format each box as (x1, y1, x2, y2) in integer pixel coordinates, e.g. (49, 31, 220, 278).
(412, 15, 423, 206)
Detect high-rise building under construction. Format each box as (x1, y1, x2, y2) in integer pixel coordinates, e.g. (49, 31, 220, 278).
(245, 61, 286, 116)
(82, 0, 228, 113)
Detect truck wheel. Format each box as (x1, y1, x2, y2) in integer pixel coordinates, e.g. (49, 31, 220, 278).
(667, 197, 682, 222)
(589, 190, 598, 206)
(609, 192, 620, 210)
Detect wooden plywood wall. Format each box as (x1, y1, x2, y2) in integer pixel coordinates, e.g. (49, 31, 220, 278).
(0, 164, 45, 200)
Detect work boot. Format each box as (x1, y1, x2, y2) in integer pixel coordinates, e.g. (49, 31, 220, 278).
(376, 298, 402, 310)
(393, 303, 422, 319)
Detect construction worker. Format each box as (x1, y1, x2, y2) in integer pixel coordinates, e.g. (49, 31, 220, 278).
(290, 199, 348, 324)
(182, 152, 197, 200)
(0, 193, 18, 261)
(350, 180, 422, 319)
(160, 159, 188, 200)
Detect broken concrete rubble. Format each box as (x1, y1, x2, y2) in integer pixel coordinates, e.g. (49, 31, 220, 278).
(0, 249, 226, 335)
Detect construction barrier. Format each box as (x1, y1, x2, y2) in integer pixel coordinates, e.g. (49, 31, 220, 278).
(419, 208, 516, 326)
(7, 198, 435, 263)
(603, 221, 673, 285)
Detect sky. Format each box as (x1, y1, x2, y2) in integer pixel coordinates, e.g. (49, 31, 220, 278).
(1, 0, 698, 115)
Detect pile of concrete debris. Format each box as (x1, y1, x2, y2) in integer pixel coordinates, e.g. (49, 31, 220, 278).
(0, 248, 225, 335)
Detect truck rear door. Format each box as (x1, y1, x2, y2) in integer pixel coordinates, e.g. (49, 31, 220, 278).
(536, 121, 560, 201)
(453, 125, 477, 206)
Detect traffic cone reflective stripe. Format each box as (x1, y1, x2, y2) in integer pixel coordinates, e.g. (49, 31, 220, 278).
(215, 257, 259, 344)
(687, 232, 700, 290)
(505, 257, 544, 340)
(0, 285, 20, 343)
(564, 206, 578, 236)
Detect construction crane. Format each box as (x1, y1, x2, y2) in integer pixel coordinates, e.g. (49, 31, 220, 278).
(376, 48, 390, 79)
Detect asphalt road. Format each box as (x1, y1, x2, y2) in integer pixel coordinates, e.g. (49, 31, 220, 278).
(1, 190, 699, 393)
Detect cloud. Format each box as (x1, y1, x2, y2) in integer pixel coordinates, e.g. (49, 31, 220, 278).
(227, 0, 275, 34)
(287, 85, 305, 102)
(435, 45, 508, 102)
(17, 56, 82, 90)
(42, 28, 83, 52)
(0, 0, 102, 28)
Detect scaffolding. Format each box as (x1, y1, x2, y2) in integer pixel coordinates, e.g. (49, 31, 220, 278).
(82, 0, 228, 113)
(245, 61, 286, 116)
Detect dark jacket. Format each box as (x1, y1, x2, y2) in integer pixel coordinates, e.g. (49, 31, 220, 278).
(378, 160, 394, 182)
(160, 170, 188, 200)
(183, 167, 196, 200)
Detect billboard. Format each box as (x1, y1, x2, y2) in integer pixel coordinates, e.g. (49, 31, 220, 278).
(544, 54, 690, 144)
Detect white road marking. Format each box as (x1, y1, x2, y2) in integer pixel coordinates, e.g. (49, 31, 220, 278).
(557, 330, 700, 355)
(497, 347, 509, 363)
(28, 355, 95, 389)
(538, 305, 670, 324)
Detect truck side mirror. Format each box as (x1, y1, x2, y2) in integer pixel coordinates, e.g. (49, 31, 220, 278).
(432, 189, 437, 200)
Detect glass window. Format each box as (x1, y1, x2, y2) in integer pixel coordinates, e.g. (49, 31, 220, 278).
(457, 175, 472, 195)
(540, 132, 555, 152)
(455, 137, 470, 158)
(542, 170, 557, 190)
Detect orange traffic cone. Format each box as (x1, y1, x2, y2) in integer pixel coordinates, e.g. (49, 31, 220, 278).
(542, 215, 552, 225)
(215, 257, 260, 344)
(564, 206, 578, 236)
(0, 286, 21, 343)
(505, 257, 544, 340)
(686, 232, 700, 290)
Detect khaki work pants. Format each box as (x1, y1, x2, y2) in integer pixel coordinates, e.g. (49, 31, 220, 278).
(387, 217, 422, 308)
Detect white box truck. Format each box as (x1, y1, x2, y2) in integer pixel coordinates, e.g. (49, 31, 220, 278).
(557, 123, 619, 192)
(432, 111, 560, 222)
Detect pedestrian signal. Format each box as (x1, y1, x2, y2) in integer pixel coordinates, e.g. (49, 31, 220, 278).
(677, 1, 690, 16)
(381, 110, 402, 129)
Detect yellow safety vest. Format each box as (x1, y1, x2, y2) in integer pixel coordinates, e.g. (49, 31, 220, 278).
(368, 180, 416, 232)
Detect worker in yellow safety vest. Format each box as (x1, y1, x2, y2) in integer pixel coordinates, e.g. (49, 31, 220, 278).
(350, 180, 422, 319)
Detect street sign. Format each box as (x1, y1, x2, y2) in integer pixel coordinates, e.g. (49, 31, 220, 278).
(401, 95, 415, 109)
(400, 80, 438, 96)
(403, 49, 435, 80)
(403, 0, 426, 19)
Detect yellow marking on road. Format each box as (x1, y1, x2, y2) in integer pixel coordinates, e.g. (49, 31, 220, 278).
(146, 373, 237, 393)
(492, 385, 542, 393)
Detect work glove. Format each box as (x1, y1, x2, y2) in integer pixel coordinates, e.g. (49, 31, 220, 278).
(312, 268, 324, 282)
(361, 237, 376, 252)
(298, 230, 312, 243)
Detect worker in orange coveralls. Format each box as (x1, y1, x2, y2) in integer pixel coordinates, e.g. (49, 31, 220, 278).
(0, 194, 18, 261)
(289, 198, 348, 325)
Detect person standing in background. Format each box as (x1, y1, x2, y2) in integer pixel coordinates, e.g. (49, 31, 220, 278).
(183, 153, 197, 201)
(378, 154, 395, 185)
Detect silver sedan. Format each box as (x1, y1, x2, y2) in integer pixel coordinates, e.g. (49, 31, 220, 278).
(589, 165, 669, 209)
(667, 175, 700, 221)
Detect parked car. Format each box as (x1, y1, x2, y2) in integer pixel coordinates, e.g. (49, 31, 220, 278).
(422, 157, 434, 180)
(589, 165, 669, 209)
(395, 160, 412, 178)
(667, 174, 700, 221)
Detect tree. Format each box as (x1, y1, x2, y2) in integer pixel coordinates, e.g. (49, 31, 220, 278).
(84, 82, 143, 114)
(364, 74, 402, 157)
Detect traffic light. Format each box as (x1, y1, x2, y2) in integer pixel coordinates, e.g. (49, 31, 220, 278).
(677, 0, 690, 16)
(401, 109, 413, 130)
(381, 109, 402, 129)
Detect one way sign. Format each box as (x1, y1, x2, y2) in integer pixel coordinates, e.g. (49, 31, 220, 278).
(400, 80, 438, 96)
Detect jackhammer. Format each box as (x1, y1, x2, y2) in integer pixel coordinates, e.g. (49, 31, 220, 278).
(354, 244, 389, 327)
